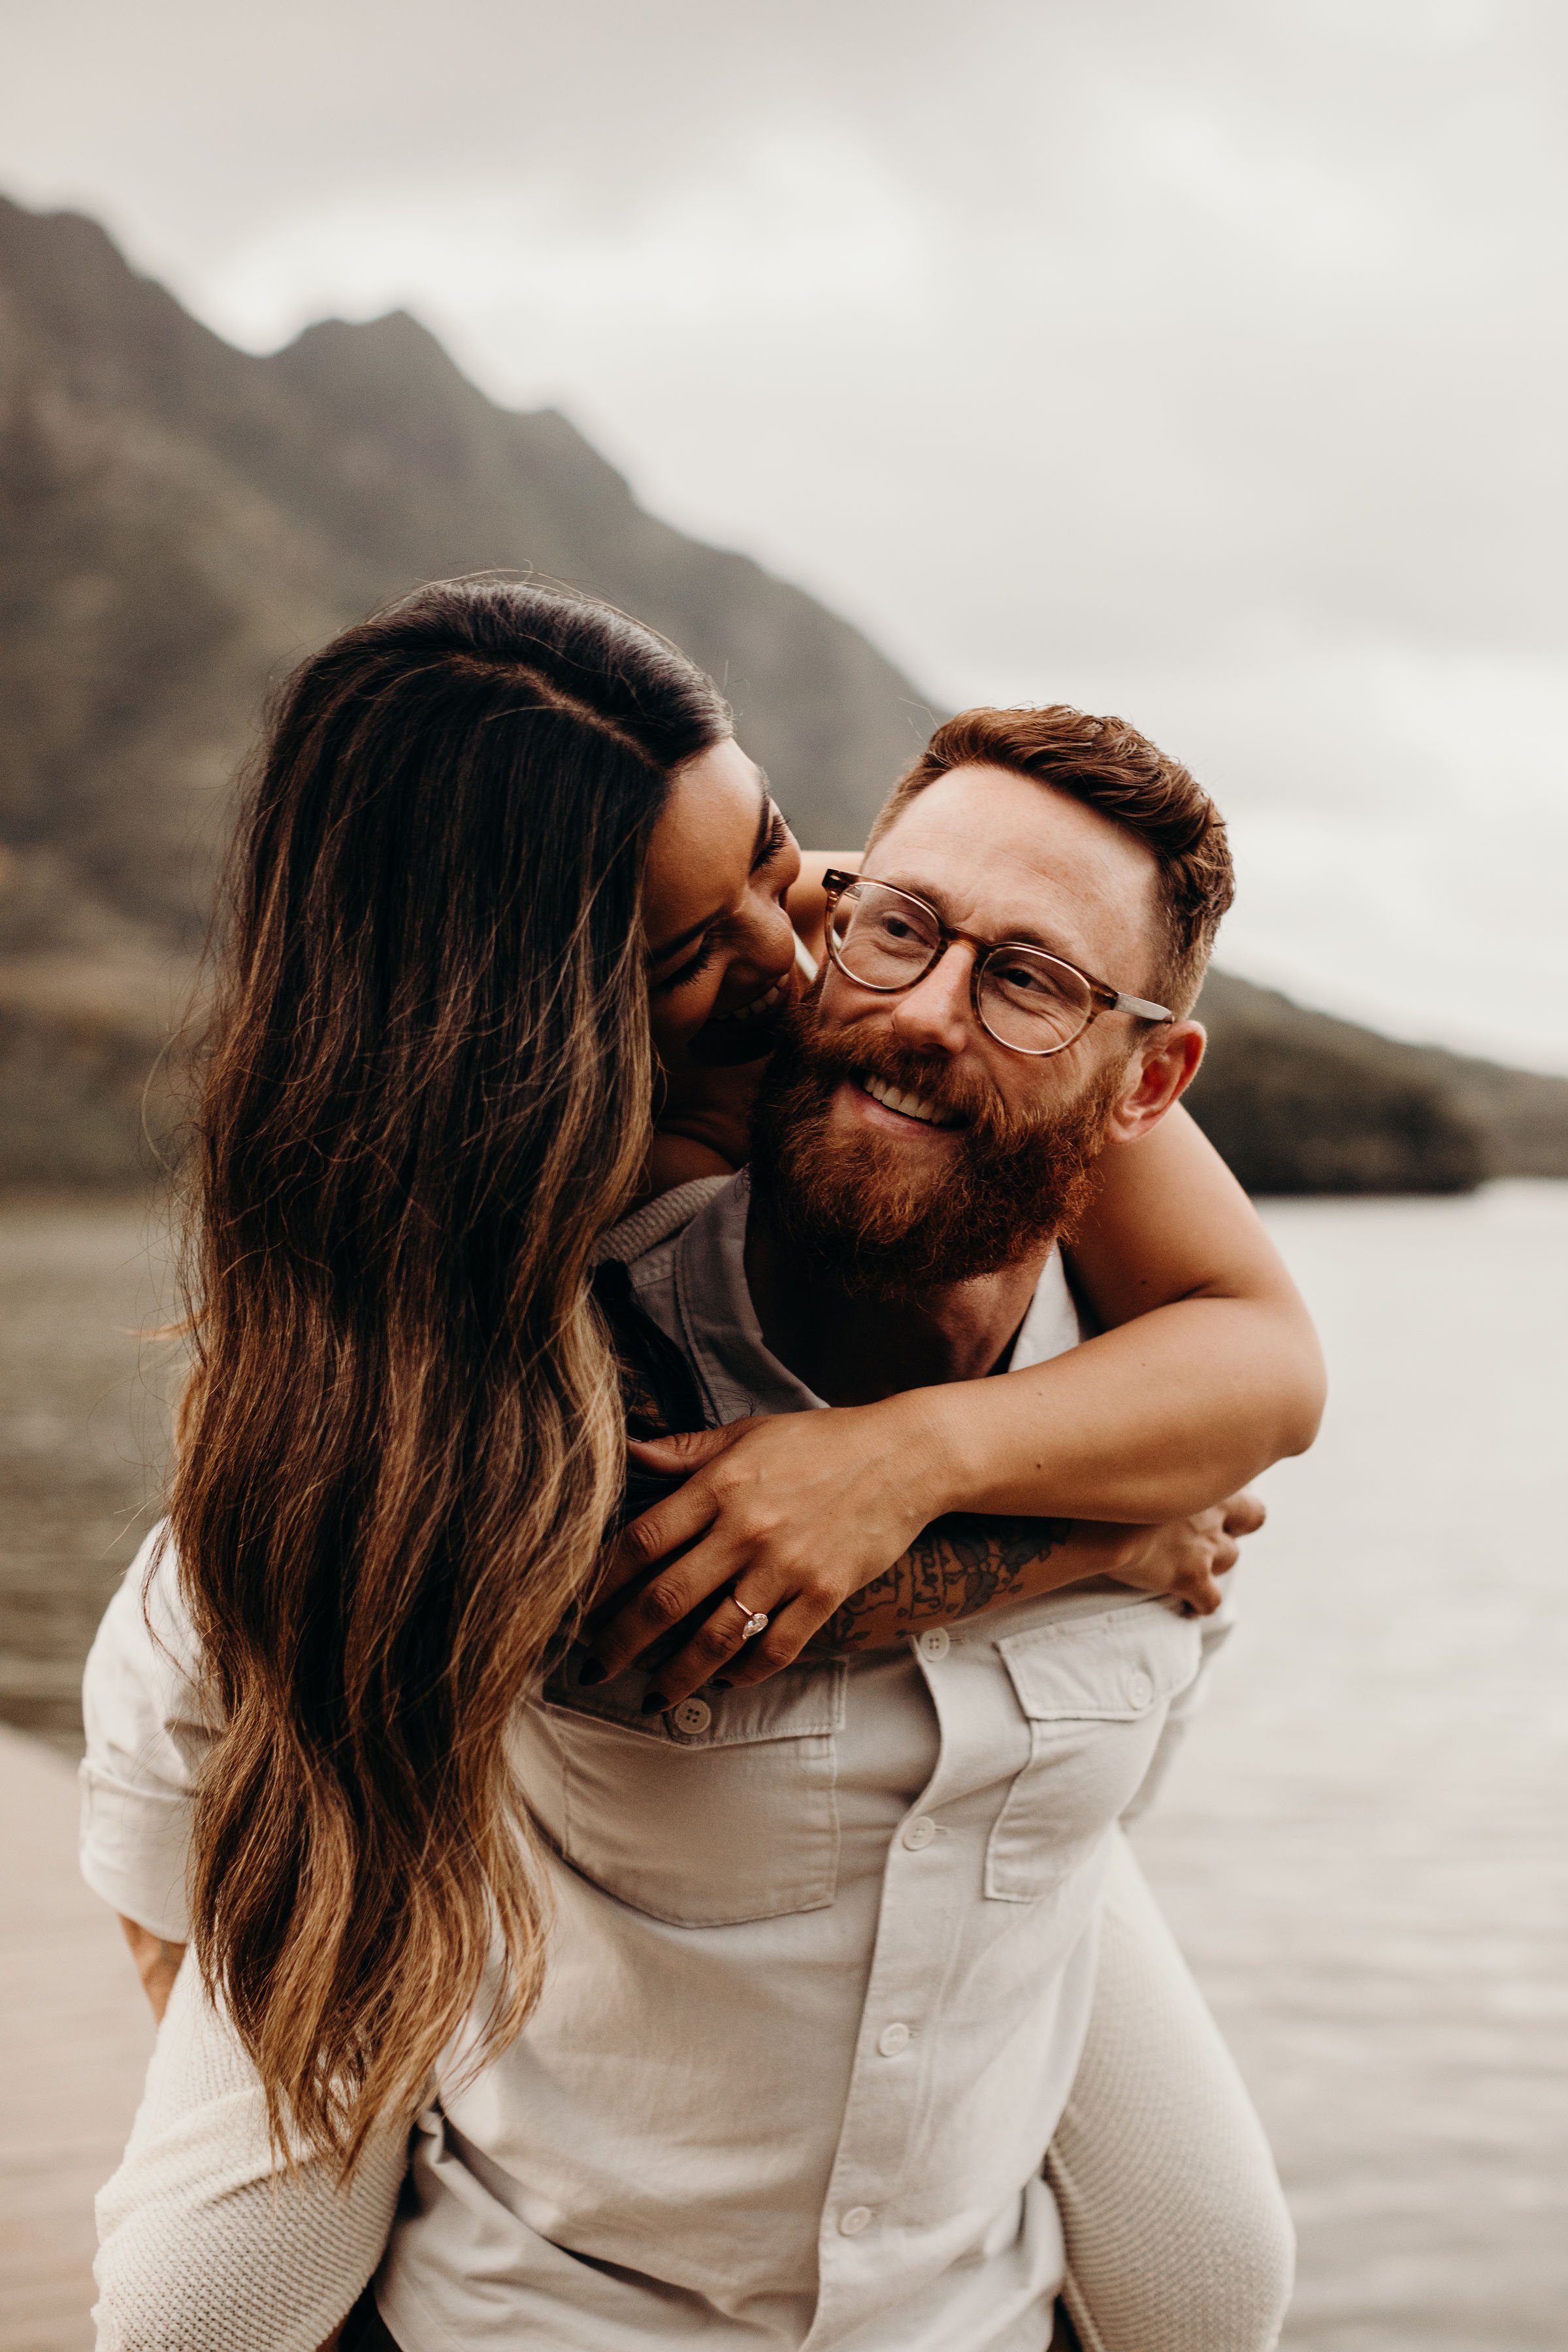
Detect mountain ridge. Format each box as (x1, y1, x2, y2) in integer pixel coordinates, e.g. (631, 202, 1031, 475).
(2, 190, 1565, 1194)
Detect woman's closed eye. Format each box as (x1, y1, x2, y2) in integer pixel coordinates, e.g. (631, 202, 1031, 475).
(755, 805, 792, 877)
(654, 937, 717, 994)
(653, 806, 792, 994)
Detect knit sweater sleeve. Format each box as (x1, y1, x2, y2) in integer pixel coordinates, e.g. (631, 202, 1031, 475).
(94, 1955, 407, 2352)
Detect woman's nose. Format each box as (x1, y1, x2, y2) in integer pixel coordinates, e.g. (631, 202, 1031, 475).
(889, 947, 975, 1056)
(740, 891, 798, 981)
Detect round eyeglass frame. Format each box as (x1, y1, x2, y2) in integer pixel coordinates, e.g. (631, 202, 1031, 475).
(819, 871, 1173, 1059)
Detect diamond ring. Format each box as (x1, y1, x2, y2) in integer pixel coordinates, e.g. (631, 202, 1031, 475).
(731, 1597, 770, 1641)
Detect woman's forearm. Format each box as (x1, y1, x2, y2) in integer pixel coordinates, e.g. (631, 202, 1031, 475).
(957, 1103, 1326, 1522)
(908, 1288, 1324, 1526)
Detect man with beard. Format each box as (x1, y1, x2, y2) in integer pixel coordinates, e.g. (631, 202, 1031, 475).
(91, 708, 1296, 2352)
(338, 702, 1272, 2352)
(595, 698, 1248, 1695)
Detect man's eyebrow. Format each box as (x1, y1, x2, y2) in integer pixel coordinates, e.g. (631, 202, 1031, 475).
(648, 777, 772, 965)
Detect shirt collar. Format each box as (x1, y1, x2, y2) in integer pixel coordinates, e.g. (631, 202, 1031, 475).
(668, 1170, 1081, 1428)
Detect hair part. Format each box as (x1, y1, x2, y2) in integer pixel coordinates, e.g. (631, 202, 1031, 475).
(172, 577, 729, 2171)
(867, 704, 1233, 1013)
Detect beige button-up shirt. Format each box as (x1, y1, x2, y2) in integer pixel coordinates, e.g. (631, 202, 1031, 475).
(81, 1174, 1203, 2351)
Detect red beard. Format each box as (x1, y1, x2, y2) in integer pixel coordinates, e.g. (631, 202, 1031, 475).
(749, 1004, 1125, 1298)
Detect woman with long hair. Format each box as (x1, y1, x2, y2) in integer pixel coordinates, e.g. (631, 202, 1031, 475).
(85, 576, 1315, 2349)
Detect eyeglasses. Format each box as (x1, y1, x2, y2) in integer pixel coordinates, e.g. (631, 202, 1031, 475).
(819, 871, 1173, 1059)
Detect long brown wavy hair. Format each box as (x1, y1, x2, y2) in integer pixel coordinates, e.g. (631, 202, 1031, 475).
(171, 578, 729, 2168)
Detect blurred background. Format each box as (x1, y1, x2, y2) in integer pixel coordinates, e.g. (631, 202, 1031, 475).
(0, 3, 1564, 2347)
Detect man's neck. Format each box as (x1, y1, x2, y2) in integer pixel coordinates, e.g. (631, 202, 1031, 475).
(743, 1194, 1055, 1407)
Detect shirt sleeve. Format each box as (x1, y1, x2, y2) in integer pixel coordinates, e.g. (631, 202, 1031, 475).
(94, 1954, 406, 2352)
(79, 1522, 217, 1942)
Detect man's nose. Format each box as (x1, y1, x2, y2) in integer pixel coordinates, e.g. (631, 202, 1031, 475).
(889, 945, 975, 1056)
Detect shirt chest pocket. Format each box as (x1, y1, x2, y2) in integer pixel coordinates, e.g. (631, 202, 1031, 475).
(519, 1659, 845, 1928)
(985, 1603, 1202, 1903)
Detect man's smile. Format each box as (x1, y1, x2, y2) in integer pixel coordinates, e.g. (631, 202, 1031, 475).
(851, 1071, 964, 1130)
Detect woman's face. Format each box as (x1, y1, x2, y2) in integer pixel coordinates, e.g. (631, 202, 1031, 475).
(644, 737, 803, 1070)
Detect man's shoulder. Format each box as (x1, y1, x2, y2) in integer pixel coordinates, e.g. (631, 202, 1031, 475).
(595, 1173, 736, 1276)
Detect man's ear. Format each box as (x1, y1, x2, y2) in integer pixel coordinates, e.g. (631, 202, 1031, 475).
(1102, 1021, 1206, 1145)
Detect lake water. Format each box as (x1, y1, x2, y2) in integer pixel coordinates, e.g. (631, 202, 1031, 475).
(1, 1183, 1563, 2349)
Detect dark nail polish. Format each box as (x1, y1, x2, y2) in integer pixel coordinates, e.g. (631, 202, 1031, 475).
(577, 1658, 607, 1687)
(641, 1690, 668, 1716)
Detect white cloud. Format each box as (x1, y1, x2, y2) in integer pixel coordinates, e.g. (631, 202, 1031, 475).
(199, 125, 932, 353)
(3, 0, 1565, 1068)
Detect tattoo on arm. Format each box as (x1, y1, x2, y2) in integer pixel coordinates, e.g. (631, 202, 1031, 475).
(815, 1514, 1073, 1655)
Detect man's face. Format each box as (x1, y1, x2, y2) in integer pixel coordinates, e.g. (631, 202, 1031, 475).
(751, 764, 1174, 1294)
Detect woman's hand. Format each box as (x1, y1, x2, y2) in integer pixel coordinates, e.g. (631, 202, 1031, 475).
(795, 1490, 1262, 1674)
(585, 1397, 957, 1680)
(1080, 1490, 1264, 1613)
(584, 1399, 1265, 1708)
(118, 1915, 186, 2024)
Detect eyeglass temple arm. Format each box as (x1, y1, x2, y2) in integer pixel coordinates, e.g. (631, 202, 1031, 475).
(1106, 988, 1174, 1022)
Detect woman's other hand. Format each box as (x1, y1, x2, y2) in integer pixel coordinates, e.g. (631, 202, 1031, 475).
(1080, 1488, 1265, 1615)
(118, 1915, 187, 2023)
(585, 1403, 1265, 1707)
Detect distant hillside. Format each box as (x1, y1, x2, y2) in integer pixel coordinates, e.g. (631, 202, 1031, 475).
(1, 191, 1565, 1195)
(0, 193, 931, 953)
(1188, 974, 1568, 1194)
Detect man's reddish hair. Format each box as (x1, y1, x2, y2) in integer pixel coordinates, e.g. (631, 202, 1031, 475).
(868, 705, 1233, 1013)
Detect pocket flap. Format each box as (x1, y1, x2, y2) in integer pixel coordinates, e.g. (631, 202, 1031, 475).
(545, 1650, 845, 1746)
(998, 1603, 1200, 1723)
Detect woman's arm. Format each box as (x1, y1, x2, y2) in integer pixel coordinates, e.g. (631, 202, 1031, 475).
(591, 1483, 1264, 1703)
(590, 1111, 1322, 1689)
(916, 1104, 1326, 1520)
(95, 1955, 402, 2352)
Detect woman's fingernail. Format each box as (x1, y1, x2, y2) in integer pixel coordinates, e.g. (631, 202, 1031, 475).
(578, 1659, 607, 1686)
(641, 1690, 668, 1716)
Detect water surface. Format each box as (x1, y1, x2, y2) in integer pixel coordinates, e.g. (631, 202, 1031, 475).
(1, 1182, 1562, 2347)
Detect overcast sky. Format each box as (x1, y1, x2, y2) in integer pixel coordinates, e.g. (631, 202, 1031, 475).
(5, 0, 1566, 1067)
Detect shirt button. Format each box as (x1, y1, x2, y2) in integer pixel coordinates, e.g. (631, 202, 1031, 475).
(671, 1697, 711, 1735)
(902, 1814, 936, 1852)
(877, 2021, 911, 2057)
(1127, 1671, 1154, 1710)
(917, 1627, 950, 1662)
(839, 2206, 873, 2236)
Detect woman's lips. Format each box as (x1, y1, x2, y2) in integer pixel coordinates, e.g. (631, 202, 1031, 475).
(687, 971, 794, 1067)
